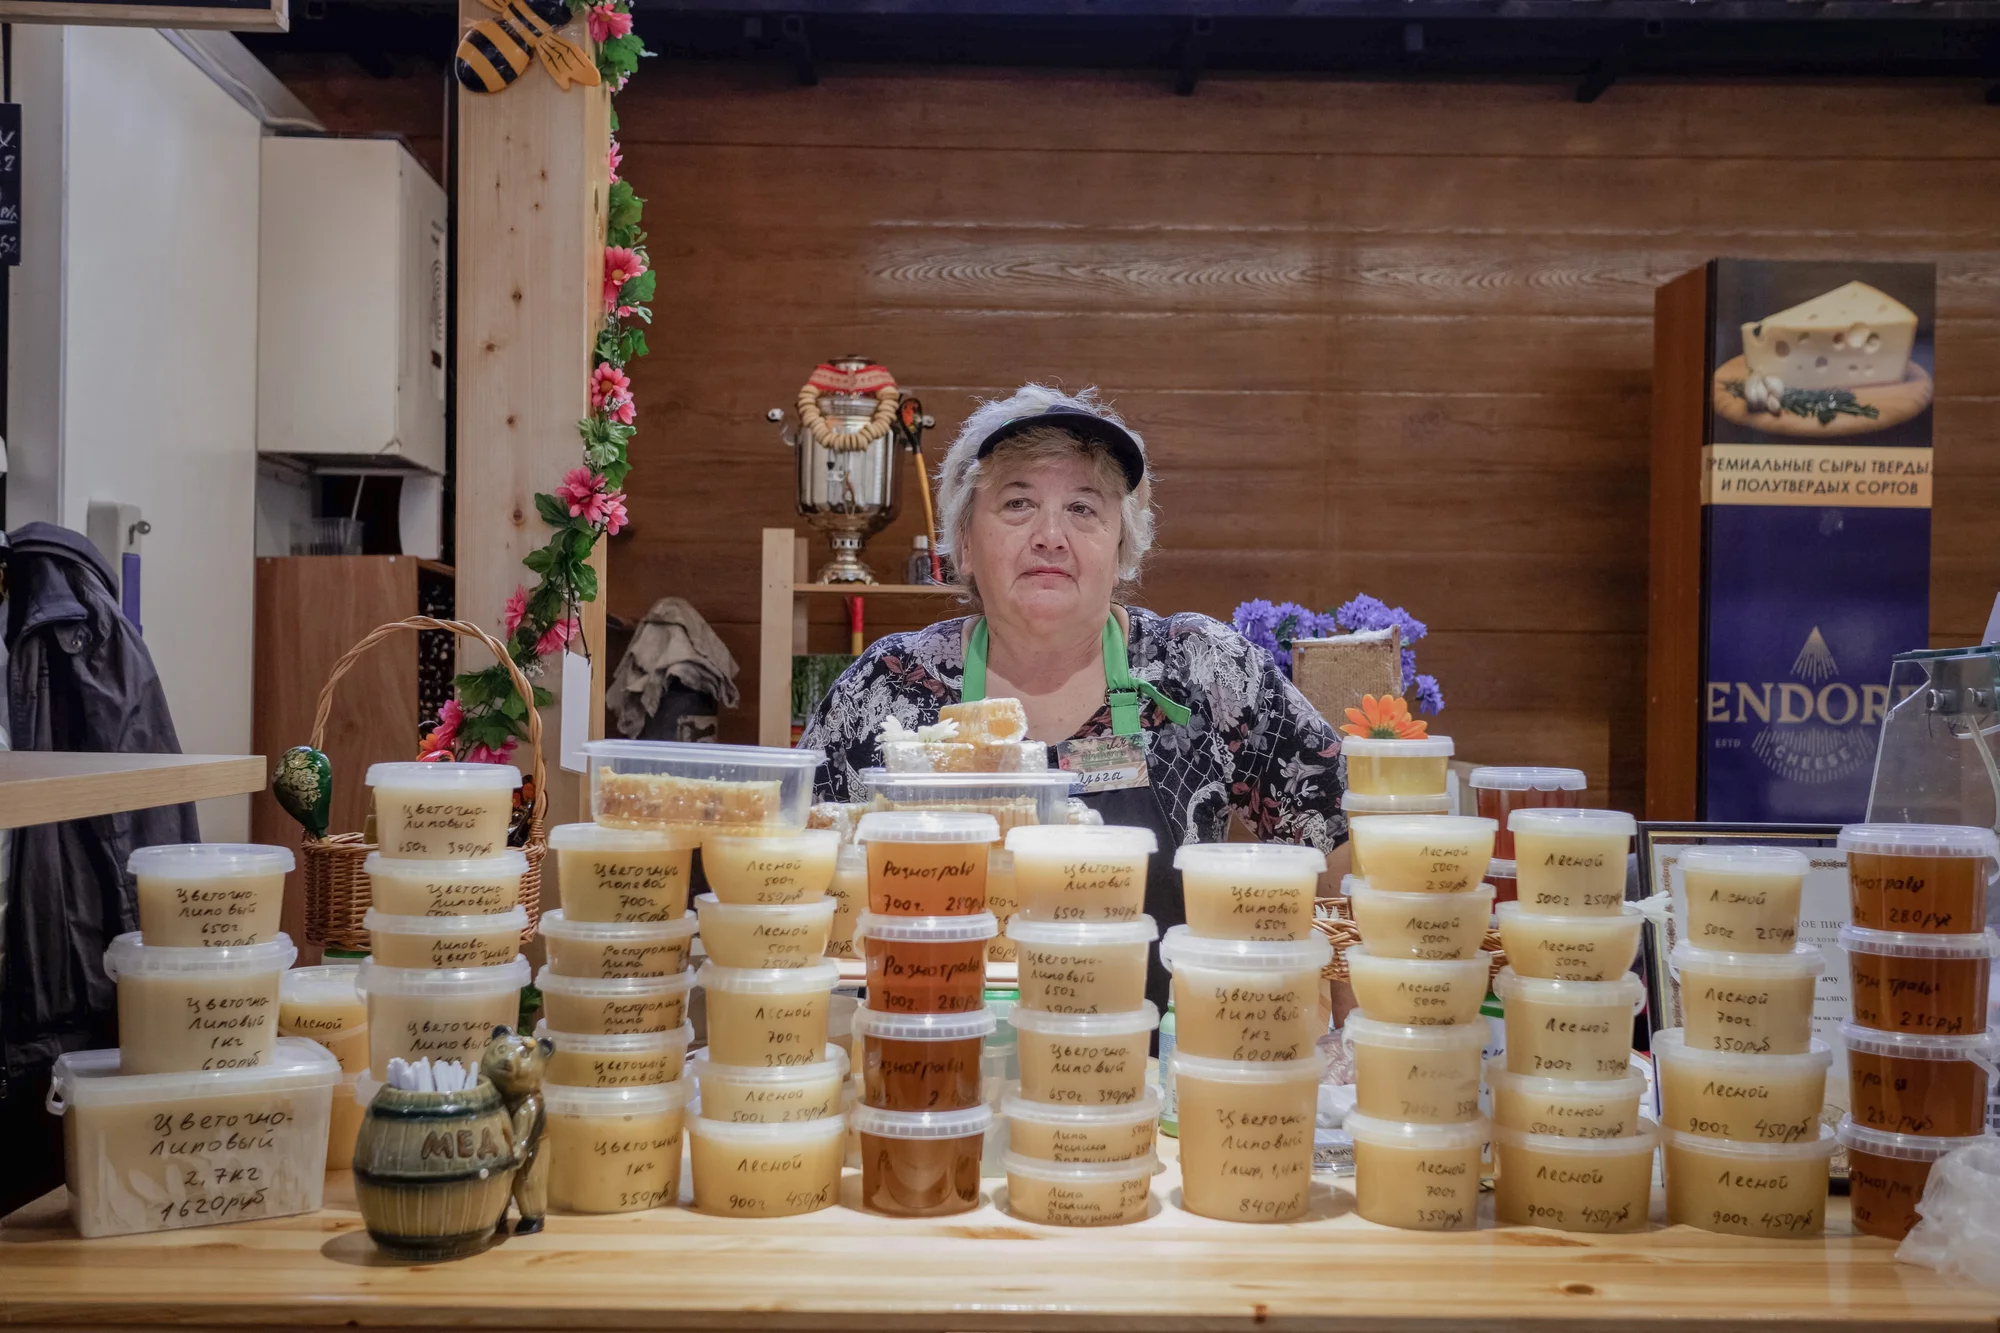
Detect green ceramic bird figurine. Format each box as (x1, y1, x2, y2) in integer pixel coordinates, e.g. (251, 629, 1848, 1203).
(273, 745, 333, 839)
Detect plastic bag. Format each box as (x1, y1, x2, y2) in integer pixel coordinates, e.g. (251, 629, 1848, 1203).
(1897, 1138, 2000, 1289)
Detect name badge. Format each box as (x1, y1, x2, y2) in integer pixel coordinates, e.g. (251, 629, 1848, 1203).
(1057, 734, 1152, 794)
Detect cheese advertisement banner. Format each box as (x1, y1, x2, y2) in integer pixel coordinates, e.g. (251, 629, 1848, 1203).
(1699, 259, 1934, 823)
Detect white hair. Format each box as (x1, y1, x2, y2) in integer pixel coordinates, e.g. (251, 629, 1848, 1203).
(933, 384, 1156, 603)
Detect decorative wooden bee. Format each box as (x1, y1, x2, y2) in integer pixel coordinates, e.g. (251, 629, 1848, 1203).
(455, 0, 600, 95)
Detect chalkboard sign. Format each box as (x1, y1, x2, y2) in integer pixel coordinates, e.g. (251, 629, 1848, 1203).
(0, 0, 286, 32)
(0, 104, 18, 269)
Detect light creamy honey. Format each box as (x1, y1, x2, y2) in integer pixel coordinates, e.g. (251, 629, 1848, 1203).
(1508, 809, 1634, 915)
(1344, 1013, 1487, 1124)
(1159, 928, 1331, 1063)
(548, 822, 696, 922)
(130, 845, 292, 948)
(545, 1080, 690, 1213)
(1344, 948, 1488, 1027)
(826, 847, 865, 960)
(537, 1022, 693, 1088)
(326, 1075, 365, 1170)
(367, 762, 519, 860)
(277, 965, 368, 1074)
(1004, 1152, 1155, 1226)
(692, 1045, 849, 1122)
(689, 1113, 848, 1216)
(1175, 843, 1325, 940)
(702, 830, 840, 904)
(1345, 1111, 1487, 1231)
(108, 934, 294, 1076)
(1496, 968, 1641, 1080)
(1346, 816, 1494, 895)
(364, 908, 526, 972)
(362, 852, 527, 916)
(1486, 1062, 1645, 1138)
(1670, 944, 1823, 1055)
(539, 910, 698, 979)
(1173, 1052, 1322, 1223)
(1652, 1028, 1829, 1143)
(1493, 1121, 1656, 1232)
(696, 894, 835, 969)
(1008, 917, 1157, 1013)
(1340, 737, 1453, 798)
(534, 966, 688, 1037)
(1495, 903, 1643, 982)
(1662, 1125, 1836, 1237)
(1002, 1090, 1160, 1162)
(1345, 880, 1494, 960)
(360, 956, 530, 1079)
(1012, 1005, 1158, 1106)
(1343, 793, 1454, 879)
(1005, 825, 1156, 923)
(1679, 846, 1808, 953)
(987, 849, 1020, 963)
(698, 961, 838, 1066)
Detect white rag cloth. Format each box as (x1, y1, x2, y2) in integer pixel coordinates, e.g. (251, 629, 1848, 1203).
(607, 597, 740, 738)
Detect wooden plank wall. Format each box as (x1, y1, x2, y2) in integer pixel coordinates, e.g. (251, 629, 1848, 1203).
(270, 61, 2000, 813)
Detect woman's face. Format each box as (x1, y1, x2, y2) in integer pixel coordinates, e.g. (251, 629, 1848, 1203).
(963, 451, 1124, 628)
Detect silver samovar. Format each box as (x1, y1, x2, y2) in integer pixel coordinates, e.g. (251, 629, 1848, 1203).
(768, 356, 934, 584)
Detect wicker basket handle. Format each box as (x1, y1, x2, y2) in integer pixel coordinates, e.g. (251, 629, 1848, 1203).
(308, 616, 548, 827)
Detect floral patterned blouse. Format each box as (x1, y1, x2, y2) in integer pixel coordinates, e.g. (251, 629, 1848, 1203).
(797, 607, 1348, 853)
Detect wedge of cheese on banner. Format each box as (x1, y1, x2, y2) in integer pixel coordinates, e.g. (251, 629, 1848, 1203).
(1741, 281, 1917, 391)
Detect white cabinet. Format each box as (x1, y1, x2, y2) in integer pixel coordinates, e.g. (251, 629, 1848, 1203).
(257, 136, 446, 473)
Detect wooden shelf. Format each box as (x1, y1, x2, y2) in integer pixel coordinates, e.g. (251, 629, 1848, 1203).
(791, 583, 955, 596)
(3, 1144, 1993, 1332)
(0, 752, 265, 829)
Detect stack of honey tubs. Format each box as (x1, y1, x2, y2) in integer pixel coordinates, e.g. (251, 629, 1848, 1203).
(1653, 843, 1836, 1237)
(1835, 824, 1999, 1241)
(532, 739, 824, 1215)
(51, 843, 341, 1238)
(1339, 784, 1496, 1232)
(1487, 807, 1656, 1233)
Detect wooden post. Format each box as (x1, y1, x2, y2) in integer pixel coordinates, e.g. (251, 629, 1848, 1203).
(1646, 266, 1710, 822)
(455, 3, 611, 822)
(759, 528, 796, 747)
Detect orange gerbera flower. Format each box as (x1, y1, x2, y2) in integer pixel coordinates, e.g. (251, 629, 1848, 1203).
(1341, 693, 1429, 739)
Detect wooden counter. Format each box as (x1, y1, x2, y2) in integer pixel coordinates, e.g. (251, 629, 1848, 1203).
(4, 1139, 1995, 1333)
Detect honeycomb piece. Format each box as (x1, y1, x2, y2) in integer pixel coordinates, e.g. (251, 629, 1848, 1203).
(939, 698, 1029, 746)
(807, 801, 867, 843)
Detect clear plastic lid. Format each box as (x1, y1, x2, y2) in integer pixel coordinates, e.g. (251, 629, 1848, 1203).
(863, 769, 1076, 797)
(127, 843, 295, 877)
(534, 1020, 693, 1056)
(1346, 815, 1496, 844)
(279, 963, 361, 1008)
(1838, 925, 2000, 959)
(1004, 824, 1158, 856)
(1342, 1012, 1490, 1052)
(1660, 1123, 1838, 1160)
(1482, 1058, 1647, 1098)
(1157, 924, 1332, 973)
(547, 822, 699, 852)
(1651, 1028, 1833, 1075)
(1670, 941, 1828, 979)
(1005, 916, 1159, 948)
(1839, 1020, 1996, 1063)
(1836, 1117, 1994, 1162)
(702, 828, 842, 856)
(1339, 736, 1455, 758)
(583, 738, 820, 773)
(695, 960, 840, 994)
(47, 1038, 339, 1112)
(1493, 967, 1644, 1009)
(1342, 1110, 1488, 1149)
(366, 761, 521, 790)
(1508, 808, 1636, 837)
(357, 954, 531, 996)
(697, 895, 836, 929)
(836, 844, 867, 872)
(1002, 1087, 1163, 1127)
(543, 1075, 693, 1118)
(1169, 1049, 1329, 1084)
(853, 910, 999, 943)
(689, 1111, 850, 1142)
(854, 811, 1001, 844)
(1002, 1151, 1158, 1182)
(1342, 792, 1453, 815)
(689, 1043, 850, 1083)
(1837, 823, 2000, 860)
(1467, 767, 1587, 792)
(539, 908, 699, 942)
(1497, 900, 1641, 927)
(850, 1103, 994, 1139)
(534, 965, 692, 998)
(1350, 880, 1497, 909)
(1009, 1002, 1158, 1037)
(104, 931, 296, 977)
(1488, 858, 1518, 877)
(1678, 845, 1811, 877)
(364, 906, 529, 937)
(364, 850, 529, 879)
(850, 1008, 999, 1042)
(1345, 947, 1489, 983)
(1493, 1118, 1658, 1153)
(1172, 842, 1326, 874)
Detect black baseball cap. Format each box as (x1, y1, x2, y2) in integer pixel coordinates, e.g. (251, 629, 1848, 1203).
(975, 408, 1146, 492)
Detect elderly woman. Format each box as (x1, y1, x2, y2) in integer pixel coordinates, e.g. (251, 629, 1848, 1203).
(800, 384, 1347, 1005)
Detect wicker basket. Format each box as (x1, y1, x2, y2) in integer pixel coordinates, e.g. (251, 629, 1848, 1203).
(1314, 897, 1508, 990)
(300, 616, 547, 952)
